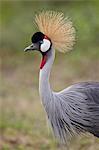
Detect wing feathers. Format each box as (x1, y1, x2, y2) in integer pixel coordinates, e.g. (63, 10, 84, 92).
(47, 82, 99, 142)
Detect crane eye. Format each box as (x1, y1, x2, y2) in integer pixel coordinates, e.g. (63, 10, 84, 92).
(40, 39, 51, 52)
(39, 41, 43, 44)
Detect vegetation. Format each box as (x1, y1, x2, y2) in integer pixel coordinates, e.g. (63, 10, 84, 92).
(0, 1, 99, 150)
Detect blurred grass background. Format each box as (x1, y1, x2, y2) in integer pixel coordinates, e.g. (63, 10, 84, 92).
(0, 0, 99, 150)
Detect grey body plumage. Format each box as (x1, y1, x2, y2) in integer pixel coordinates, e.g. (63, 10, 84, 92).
(52, 82, 99, 141)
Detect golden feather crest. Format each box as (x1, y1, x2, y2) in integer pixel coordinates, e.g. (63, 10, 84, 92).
(35, 11, 76, 53)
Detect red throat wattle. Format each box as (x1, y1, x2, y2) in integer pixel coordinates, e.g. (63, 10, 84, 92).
(40, 55, 47, 69)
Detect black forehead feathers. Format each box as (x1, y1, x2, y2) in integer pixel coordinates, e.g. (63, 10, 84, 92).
(31, 32, 44, 43)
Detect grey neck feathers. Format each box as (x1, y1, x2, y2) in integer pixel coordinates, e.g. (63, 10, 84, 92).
(39, 47, 55, 106)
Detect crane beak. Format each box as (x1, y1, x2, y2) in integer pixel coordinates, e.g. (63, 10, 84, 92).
(24, 43, 38, 52)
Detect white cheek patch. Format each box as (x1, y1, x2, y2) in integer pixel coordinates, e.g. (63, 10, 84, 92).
(41, 39, 51, 52)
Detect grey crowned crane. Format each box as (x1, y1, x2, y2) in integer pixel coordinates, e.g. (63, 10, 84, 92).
(24, 11, 99, 143)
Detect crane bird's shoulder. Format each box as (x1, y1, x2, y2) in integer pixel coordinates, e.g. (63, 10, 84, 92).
(55, 82, 99, 104)
(50, 82, 99, 141)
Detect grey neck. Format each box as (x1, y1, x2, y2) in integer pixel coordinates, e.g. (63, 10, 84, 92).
(39, 47, 55, 106)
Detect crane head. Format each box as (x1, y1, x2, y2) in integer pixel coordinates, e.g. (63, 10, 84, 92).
(24, 10, 76, 69)
(24, 32, 52, 69)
